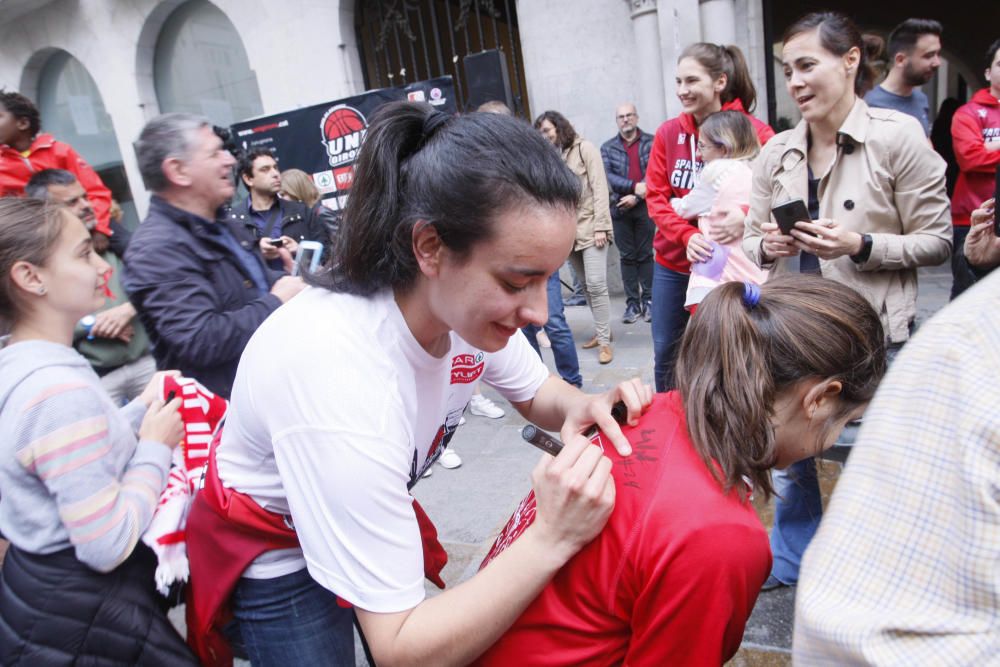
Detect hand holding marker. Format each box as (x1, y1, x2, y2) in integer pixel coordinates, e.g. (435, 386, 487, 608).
(521, 402, 628, 456)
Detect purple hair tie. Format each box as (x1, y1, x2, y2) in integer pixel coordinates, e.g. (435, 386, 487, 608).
(742, 282, 761, 309)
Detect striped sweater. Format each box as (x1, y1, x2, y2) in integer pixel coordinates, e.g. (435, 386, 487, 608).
(0, 339, 171, 572)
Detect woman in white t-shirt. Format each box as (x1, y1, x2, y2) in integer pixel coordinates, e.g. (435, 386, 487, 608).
(185, 101, 651, 666)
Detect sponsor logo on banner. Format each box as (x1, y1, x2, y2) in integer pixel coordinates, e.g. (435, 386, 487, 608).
(320, 105, 368, 168)
(450, 352, 485, 384)
(333, 166, 355, 191)
(313, 170, 335, 194)
(429, 87, 446, 106)
(408, 90, 426, 102)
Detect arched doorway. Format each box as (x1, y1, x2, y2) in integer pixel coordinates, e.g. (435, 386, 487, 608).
(153, 0, 264, 127)
(35, 50, 139, 229)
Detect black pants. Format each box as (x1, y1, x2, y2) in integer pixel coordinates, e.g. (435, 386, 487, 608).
(612, 202, 655, 310)
(950, 224, 975, 301)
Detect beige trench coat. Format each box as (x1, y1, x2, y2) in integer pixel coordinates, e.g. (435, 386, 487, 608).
(563, 136, 614, 251)
(743, 99, 951, 343)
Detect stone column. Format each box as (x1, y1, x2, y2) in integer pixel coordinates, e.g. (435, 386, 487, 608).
(628, 0, 667, 123)
(699, 0, 736, 46)
(657, 0, 701, 117)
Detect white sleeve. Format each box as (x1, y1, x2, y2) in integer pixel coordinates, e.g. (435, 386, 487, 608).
(481, 330, 551, 402)
(272, 417, 425, 613)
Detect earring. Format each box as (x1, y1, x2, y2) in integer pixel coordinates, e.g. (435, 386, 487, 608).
(38, 286, 47, 295)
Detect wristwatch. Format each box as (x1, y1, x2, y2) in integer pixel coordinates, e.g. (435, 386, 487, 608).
(850, 233, 873, 264)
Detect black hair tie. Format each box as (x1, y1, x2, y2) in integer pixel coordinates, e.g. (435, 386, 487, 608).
(422, 111, 450, 142)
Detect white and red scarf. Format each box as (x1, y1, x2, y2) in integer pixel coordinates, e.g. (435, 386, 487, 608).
(141, 375, 228, 595)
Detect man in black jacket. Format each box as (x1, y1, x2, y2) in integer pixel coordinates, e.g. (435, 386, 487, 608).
(601, 103, 655, 323)
(229, 148, 319, 272)
(124, 113, 304, 398)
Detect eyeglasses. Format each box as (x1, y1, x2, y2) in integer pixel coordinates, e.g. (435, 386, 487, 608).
(616, 113, 637, 120)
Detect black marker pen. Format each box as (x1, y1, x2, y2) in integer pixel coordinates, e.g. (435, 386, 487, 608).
(522, 401, 631, 457)
(521, 424, 564, 457)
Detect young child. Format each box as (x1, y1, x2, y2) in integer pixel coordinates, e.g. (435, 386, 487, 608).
(670, 110, 767, 309)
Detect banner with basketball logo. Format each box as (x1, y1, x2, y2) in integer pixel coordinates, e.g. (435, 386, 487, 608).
(231, 77, 456, 213)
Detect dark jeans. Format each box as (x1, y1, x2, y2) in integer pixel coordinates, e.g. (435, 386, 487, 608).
(613, 203, 655, 311)
(950, 224, 975, 301)
(651, 263, 690, 392)
(524, 272, 583, 387)
(232, 569, 356, 666)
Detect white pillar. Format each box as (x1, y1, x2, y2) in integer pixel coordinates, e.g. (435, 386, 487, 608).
(698, 0, 735, 46)
(628, 0, 667, 124)
(657, 0, 701, 117)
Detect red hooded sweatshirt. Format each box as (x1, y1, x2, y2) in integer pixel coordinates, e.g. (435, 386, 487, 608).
(0, 133, 113, 234)
(951, 88, 1000, 227)
(646, 99, 774, 272)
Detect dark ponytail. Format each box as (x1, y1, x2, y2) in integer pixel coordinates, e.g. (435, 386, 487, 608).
(675, 274, 886, 500)
(679, 42, 758, 112)
(783, 11, 880, 97)
(314, 101, 580, 296)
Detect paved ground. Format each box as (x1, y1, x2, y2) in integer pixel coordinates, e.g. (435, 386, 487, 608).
(171, 264, 952, 665)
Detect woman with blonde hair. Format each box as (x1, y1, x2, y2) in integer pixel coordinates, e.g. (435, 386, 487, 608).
(279, 167, 340, 244)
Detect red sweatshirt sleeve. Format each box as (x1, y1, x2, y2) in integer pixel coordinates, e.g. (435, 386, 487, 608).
(952, 111, 1000, 174)
(61, 143, 113, 234)
(646, 129, 699, 250)
(623, 522, 771, 666)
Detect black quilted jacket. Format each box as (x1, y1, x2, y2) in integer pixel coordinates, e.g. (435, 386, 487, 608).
(0, 542, 197, 666)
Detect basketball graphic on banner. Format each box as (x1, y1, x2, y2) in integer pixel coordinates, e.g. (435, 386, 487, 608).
(320, 105, 368, 168)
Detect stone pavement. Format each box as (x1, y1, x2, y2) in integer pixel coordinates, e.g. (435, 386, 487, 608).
(189, 264, 952, 665)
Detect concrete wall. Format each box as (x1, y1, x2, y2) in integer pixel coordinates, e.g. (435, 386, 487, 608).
(0, 0, 364, 216)
(517, 0, 638, 145)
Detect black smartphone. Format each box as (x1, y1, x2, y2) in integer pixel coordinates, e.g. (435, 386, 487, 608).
(771, 199, 812, 236)
(993, 167, 1000, 237)
(166, 390, 176, 402)
(269, 237, 285, 248)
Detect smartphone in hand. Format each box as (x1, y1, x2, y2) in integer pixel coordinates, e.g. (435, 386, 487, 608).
(771, 199, 813, 236)
(268, 237, 285, 248)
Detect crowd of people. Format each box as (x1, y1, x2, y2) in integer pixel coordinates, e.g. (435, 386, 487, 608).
(0, 8, 997, 666)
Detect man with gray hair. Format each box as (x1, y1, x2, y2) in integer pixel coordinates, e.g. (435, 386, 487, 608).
(124, 113, 304, 398)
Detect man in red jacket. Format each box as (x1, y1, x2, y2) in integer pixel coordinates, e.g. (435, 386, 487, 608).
(0, 89, 113, 235)
(949, 38, 1000, 299)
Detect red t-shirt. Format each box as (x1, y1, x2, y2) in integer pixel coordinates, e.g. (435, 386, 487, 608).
(475, 392, 771, 666)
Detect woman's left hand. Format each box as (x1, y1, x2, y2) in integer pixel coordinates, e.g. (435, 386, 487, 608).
(791, 218, 865, 260)
(560, 378, 653, 457)
(139, 370, 183, 407)
(594, 231, 608, 249)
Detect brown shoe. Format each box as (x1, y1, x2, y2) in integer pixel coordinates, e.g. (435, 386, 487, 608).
(598, 345, 613, 364)
(582, 336, 599, 349)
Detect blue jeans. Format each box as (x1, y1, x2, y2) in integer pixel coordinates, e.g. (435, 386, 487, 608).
(768, 343, 905, 584)
(232, 569, 355, 666)
(768, 458, 822, 584)
(523, 272, 583, 387)
(651, 263, 690, 392)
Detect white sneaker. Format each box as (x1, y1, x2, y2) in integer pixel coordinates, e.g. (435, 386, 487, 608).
(459, 416, 467, 426)
(439, 448, 462, 469)
(469, 394, 504, 419)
